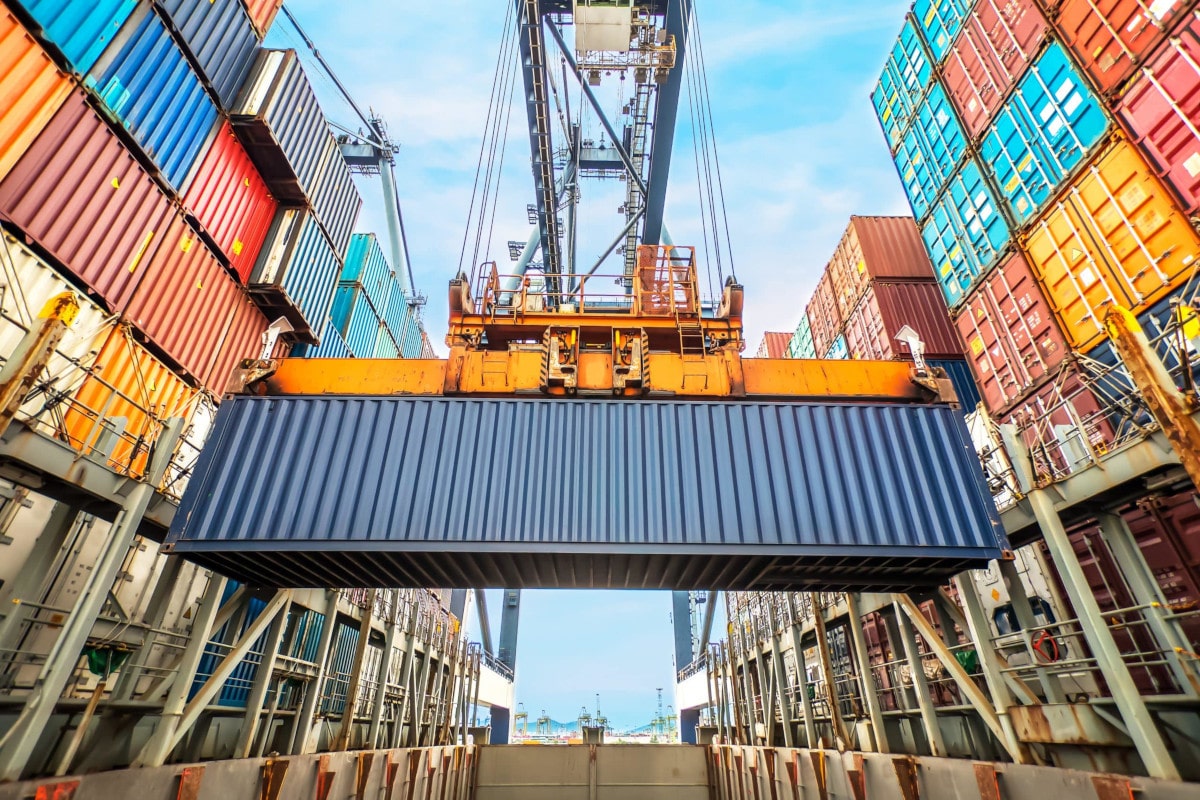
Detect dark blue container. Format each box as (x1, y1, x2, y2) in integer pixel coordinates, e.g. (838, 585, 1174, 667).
(930, 358, 982, 415)
(156, 0, 259, 110)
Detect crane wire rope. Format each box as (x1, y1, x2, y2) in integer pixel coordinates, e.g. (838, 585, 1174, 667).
(680, 0, 719, 302)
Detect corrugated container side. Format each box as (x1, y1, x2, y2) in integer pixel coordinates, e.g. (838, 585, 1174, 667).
(893, 130, 938, 220)
(844, 281, 962, 360)
(381, 274, 409, 335)
(1117, 15, 1200, 214)
(291, 320, 351, 358)
(824, 333, 848, 360)
(308, 135, 362, 257)
(341, 234, 394, 312)
(373, 326, 399, 359)
(921, 158, 1011, 309)
(231, 49, 328, 203)
(929, 358, 983, 413)
(64, 325, 200, 477)
(86, 6, 220, 192)
(787, 314, 816, 359)
(183, 120, 277, 281)
(1021, 137, 1200, 352)
(251, 209, 341, 337)
(0, 92, 175, 311)
(331, 283, 383, 358)
(940, 0, 1047, 139)
(165, 397, 1007, 590)
(851, 216, 937, 287)
(240, 0, 283, 38)
(0, 9, 72, 183)
(872, 18, 934, 151)
(205, 290, 269, 392)
(1049, 0, 1190, 95)
(125, 213, 247, 389)
(954, 251, 1070, 415)
(156, 0, 259, 110)
(980, 41, 1109, 224)
(398, 311, 425, 359)
(912, 0, 969, 61)
(0, 231, 114, 420)
(11, 0, 136, 73)
(806, 271, 841, 358)
(827, 227, 864, 321)
(755, 332, 792, 359)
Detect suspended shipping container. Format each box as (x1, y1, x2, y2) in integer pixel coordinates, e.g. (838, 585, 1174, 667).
(10, 0, 135, 73)
(1048, 0, 1192, 95)
(912, 0, 969, 61)
(939, 0, 1047, 139)
(843, 281, 962, 360)
(806, 270, 842, 358)
(308, 135, 362, 257)
(85, 6, 219, 193)
(872, 17, 934, 151)
(921, 158, 1011, 308)
(165, 396, 1008, 590)
(1021, 138, 1200, 352)
(1117, 14, 1200, 214)
(787, 314, 816, 359)
(980, 40, 1109, 224)
(231, 49, 330, 204)
(64, 325, 201, 478)
(0, 91, 175, 311)
(954, 251, 1070, 415)
(183, 120, 277, 281)
(0, 8, 72, 182)
(342, 233, 394, 311)
(156, 0, 259, 110)
(250, 208, 341, 341)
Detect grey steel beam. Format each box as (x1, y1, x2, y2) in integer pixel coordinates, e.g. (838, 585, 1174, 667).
(515, 0, 561, 281)
(474, 589, 493, 656)
(700, 591, 718, 652)
(845, 593, 889, 753)
(997, 558, 1067, 704)
(933, 585, 1040, 706)
(0, 502, 79, 659)
(0, 419, 183, 781)
(809, 594, 850, 747)
(333, 589, 376, 751)
(498, 590, 520, 671)
(892, 602, 947, 757)
(785, 594, 818, 748)
(765, 615, 794, 748)
(642, 0, 690, 244)
(236, 596, 292, 759)
(110, 555, 184, 701)
(369, 614, 400, 748)
(290, 590, 338, 755)
(672, 591, 694, 672)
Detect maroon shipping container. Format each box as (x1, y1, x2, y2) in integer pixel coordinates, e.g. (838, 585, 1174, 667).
(1000, 361, 1116, 483)
(844, 281, 963, 360)
(0, 91, 174, 312)
(941, 0, 1048, 138)
(125, 213, 263, 392)
(806, 270, 842, 358)
(828, 216, 935, 322)
(954, 252, 1070, 415)
(1118, 11, 1200, 213)
(205, 291, 269, 394)
(1048, 0, 1192, 95)
(755, 331, 792, 358)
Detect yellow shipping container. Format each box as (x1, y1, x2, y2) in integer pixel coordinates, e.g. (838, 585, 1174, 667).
(65, 325, 200, 479)
(0, 9, 72, 182)
(1021, 138, 1200, 353)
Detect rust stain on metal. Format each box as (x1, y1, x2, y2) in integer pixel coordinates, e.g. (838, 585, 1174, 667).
(355, 752, 375, 800)
(33, 780, 80, 800)
(315, 754, 334, 800)
(973, 763, 1000, 800)
(404, 750, 422, 800)
(846, 753, 866, 800)
(893, 756, 920, 800)
(763, 748, 778, 800)
(175, 767, 204, 800)
(259, 758, 289, 800)
(1091, 775, 1133, 800)
(384, 753, 400, 800)
(809, 750, 828, 800)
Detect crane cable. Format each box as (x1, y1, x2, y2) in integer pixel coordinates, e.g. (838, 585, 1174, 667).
(681, 1, 718, 302)
(692, 1, 738, 285)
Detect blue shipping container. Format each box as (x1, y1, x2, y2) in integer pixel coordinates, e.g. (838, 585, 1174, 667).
(166, 396, 1010, 590)
(14, 0, 136, 73)
(872, 18, 933, 151)
(189, 585, 269, 708)
(253, 211, 342, 337)
(788, 314, 816, 359)
(87, 8, 219, 192)
(929, 358, 982, 414)
(922, 159, 1011, 309)
(309, 136, 362, 258)
(825, 334, 848, 360)
(912, 0, 968, 62)
(291, 319, 353, 358)
(374, 326, 399, 359)
(342, 234, 394, 311)
(331, 283, 383, 358)
(157, 0, 259, 110)
(895, 82, 968, 220)
(980, 42, 1108, 225)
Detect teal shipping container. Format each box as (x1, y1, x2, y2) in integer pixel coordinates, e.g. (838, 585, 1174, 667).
(825, 334, 848, 360)
(341, 233, 394, 312)
(787, 314, 815, 359)
(894, 82, 968, 220)
(871, 17, 933, 152)
(374, 326, 400, 359)
(922, 158, 1011, 309)
(331, 283, 383, 358)
(251, 209, 342, 342)
(912, 0, 968, 62)
(979, 41, 1108, 225)
(86, 6, 219, 192)
(291, 319, 353, 358)
(12, 0, 135, 73)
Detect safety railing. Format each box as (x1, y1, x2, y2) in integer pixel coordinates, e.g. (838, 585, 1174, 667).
(480, 648, 514, 681)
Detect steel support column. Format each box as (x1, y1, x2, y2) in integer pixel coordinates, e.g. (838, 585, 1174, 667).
(892, 602, 946, 757)
(236, 596, 292, 759)
(809, 594, 849, 747)
(109, 556, 184, 701)
(846, 593, 889, 753)
(672, 591, 694, 673)
(333, 589, 376, 751)
(0, 502, 79, 659)
(785, 594, 818, 748)
(368, 615, 400, 748)
(1030, 488, 1181, 780)
(0, 419, 182, 781)
(290, 589, 338, 755)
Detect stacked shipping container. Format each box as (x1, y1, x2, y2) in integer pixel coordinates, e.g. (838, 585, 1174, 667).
(873, 0, 1200, 468)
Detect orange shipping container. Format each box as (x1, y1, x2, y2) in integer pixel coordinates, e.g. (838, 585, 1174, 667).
(65, 325, 200, 479)
(806, 270, 842, 359)
(1021, 138, 1200, 352)
(0, 10, 71, 182)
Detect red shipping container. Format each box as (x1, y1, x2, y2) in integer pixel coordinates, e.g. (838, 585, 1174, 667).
(183, 120, 277, 282)
(126, 212, 262, 392)
(755, 331, 792, 358)
(954, 252, 1070, 415)
(1000, 361, 1116, 483)
(1118, 12, 1200, 213)
(942, 0, 1048, 137)
(241, 0, 284, 38)
(1048, 0, 1191, 94)
(806, 270, 842, 358)
(0, 91, 174, 312)
(828, 216, 935, 322)
(205, 290, 269, 393)
(843, 281, 963, 360)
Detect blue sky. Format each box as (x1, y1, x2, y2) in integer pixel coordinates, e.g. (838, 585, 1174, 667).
(269, 0, 912, 728)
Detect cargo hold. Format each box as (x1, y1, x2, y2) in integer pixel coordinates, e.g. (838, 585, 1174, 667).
(164, 396, 1009, 590)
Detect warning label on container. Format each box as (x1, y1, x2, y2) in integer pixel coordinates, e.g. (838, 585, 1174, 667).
(970, 337, 984, 355)
(1184, 152, 1200, 177)
(1120, 183, 1148, 211)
